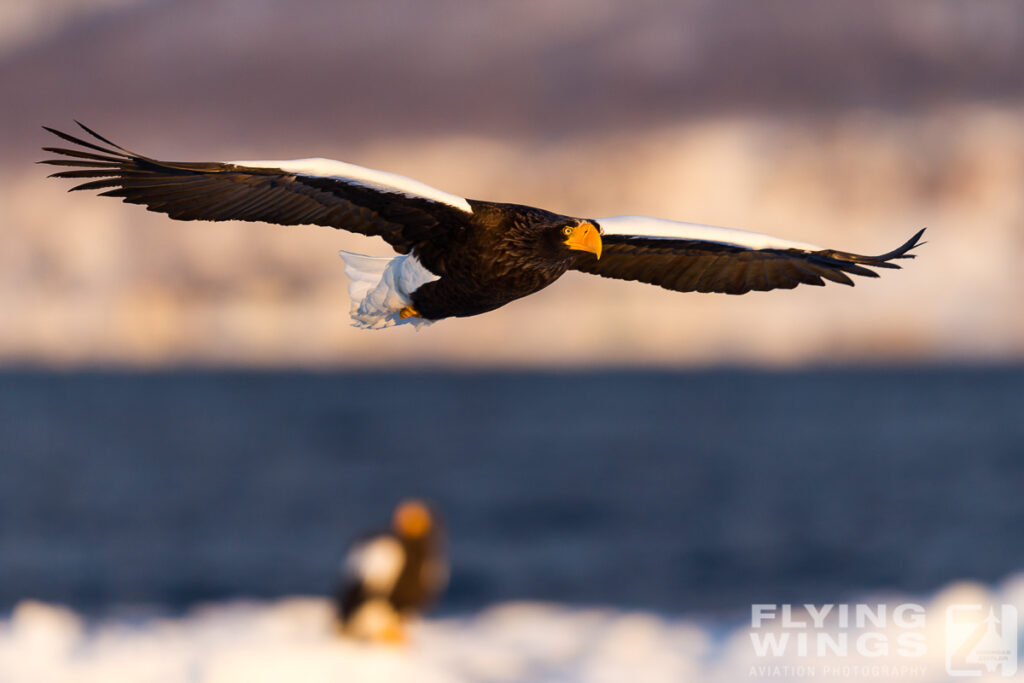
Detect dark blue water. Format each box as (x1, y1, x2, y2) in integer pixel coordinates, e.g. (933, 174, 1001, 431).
(0, 367, 1022, 615)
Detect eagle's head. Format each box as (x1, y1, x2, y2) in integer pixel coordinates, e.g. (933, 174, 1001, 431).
(540, 218, 602, 261)
(392, 499, 436, 542)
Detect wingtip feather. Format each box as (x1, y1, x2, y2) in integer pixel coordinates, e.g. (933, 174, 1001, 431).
(75, 120, 128, 151)
(42, 124, 122, 157)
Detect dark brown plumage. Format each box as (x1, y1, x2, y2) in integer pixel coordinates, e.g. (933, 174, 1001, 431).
(572, 230, 923, 295)
(42, 122, 924, 328)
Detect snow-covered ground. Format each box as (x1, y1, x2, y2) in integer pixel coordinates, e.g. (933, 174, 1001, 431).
(3, 576, 1022, 683)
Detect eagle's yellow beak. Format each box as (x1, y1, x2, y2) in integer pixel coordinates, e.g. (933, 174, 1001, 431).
(564, 221, 602, 259)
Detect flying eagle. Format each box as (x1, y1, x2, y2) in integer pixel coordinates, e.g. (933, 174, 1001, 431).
(42, 123, 924, 329)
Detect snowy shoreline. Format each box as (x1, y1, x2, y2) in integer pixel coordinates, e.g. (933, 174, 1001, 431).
(3, 576, 1022, 683)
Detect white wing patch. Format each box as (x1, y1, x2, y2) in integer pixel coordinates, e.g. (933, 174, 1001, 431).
(338, 250, 440, 329)
(229, 157, 473, 214)
(345, 536, 406, 594)
(596, 215, 824, 252)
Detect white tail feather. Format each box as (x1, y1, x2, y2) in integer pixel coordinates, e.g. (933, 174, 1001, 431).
(338, 250, 439, 329)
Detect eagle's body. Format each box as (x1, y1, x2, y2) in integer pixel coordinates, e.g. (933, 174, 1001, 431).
(336, 501, 447, 643)
(410, 202, 578, 320)
(42, 123, 924, 329)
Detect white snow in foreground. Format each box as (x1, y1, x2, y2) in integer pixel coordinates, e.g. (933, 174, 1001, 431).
(2, 576, 1023, 683)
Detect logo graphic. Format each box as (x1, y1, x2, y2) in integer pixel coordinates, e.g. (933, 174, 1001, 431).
(945, 604, 1018, 677)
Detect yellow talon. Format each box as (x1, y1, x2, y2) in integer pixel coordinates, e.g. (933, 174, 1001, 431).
(377, 622, 408, 645)
(399, 306, 420, 320)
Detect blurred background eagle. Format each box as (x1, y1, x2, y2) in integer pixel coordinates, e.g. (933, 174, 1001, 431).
(335, 500, 447, 643)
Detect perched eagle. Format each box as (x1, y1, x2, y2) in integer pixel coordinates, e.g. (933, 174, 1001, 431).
(335, 500, 447, 643)
(42, 123, 924, 329)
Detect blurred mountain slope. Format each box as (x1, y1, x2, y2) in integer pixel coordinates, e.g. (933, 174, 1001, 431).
(0, 0, 148, 60)
(3, 0, 1024, 159)
(1, 0, 1022, 366)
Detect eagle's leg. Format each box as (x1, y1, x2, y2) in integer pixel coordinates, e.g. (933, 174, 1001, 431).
(399, 306, 420, 320)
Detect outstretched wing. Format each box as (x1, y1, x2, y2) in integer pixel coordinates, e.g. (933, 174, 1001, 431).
(40, 122, 473, 256)
(573, 215, 924, 294)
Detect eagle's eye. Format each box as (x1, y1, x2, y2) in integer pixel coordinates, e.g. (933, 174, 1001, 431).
(562, 226, 574, 236)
